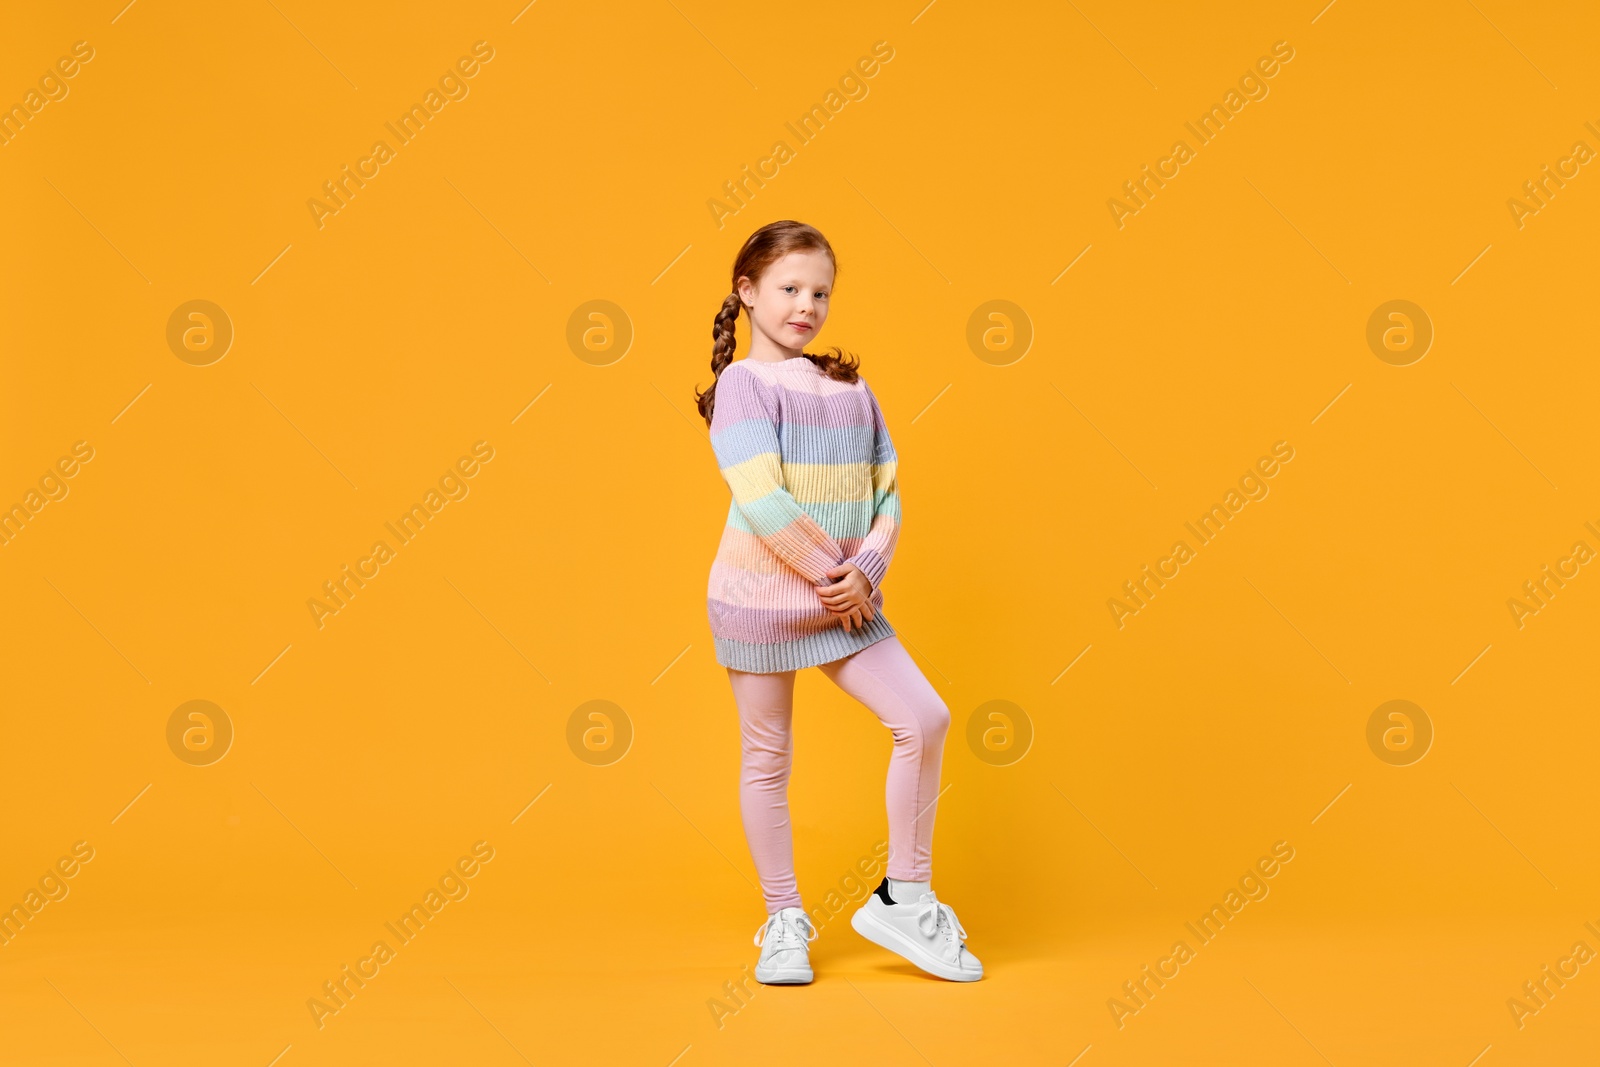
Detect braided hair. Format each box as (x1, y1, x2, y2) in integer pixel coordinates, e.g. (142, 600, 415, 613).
(695, 220, 861, 427)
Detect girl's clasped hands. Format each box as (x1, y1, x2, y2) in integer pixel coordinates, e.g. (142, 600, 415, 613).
(818, 563, 874, 632)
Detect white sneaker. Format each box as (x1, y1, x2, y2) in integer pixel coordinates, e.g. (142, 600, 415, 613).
(753, 906, 817, 984)
(851, 880, 982, 981)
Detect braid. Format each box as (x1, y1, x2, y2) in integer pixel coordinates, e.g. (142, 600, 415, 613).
(801, 345, 861, 383)
(696, 291, 743, 427)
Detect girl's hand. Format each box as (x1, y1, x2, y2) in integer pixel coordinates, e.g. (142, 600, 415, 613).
(818, 564, 875, 632)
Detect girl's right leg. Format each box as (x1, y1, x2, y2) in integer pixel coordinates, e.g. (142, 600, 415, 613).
(726, 666, 801, 914)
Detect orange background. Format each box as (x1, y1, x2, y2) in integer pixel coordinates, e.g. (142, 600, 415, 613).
(3, 1, 1598, 1064)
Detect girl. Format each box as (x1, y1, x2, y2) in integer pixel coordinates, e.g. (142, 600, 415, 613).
(696, 221, 982, 985)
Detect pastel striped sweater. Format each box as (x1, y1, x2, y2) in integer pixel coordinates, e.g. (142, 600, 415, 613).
(706, 355, 901, 673)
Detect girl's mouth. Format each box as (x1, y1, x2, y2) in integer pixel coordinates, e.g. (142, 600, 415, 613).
(788, 322, 812, 332)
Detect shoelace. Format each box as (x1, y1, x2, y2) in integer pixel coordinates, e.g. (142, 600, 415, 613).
(914, 896, 968, 950)
(753, 910, 817, 949)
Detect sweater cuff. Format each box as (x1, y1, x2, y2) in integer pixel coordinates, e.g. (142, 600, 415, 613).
(843, 548, 887, 592)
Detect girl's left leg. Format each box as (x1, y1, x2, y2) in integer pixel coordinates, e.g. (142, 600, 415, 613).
(817, 636, 950, 881)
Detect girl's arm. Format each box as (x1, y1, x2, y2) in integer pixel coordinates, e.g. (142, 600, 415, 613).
(710, 366, 847, 586)
(839, 381, 900, 592)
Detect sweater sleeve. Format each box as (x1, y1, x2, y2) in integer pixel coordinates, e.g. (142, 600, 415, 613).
(840, 380, 901, 592)
(710, 365, 846, 586)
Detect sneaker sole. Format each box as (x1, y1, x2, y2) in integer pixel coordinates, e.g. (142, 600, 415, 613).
(753, 962, 813, 984)
(851, 906, 982, 982)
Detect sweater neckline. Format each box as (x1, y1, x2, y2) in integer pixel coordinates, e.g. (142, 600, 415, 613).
(749, 356, 819, 373)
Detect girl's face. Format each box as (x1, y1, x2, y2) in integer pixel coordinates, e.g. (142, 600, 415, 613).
(738, 249, 834, 355)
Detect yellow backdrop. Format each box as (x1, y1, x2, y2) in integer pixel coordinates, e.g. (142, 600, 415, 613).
(3, 1, 1597, 1064)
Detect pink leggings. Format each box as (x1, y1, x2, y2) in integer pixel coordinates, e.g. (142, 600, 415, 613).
(726, 635, 950, 914)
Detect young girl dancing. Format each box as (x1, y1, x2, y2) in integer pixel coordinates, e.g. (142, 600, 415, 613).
(695, 220, 982, 985)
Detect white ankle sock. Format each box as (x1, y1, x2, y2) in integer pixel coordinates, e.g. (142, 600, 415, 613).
(887, 878, 931, 904)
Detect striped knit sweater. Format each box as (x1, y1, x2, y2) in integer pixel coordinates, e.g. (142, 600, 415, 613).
(706, 355, 901, 673)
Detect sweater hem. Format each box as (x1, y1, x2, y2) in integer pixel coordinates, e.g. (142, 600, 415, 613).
(714, 613, 896, 673)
